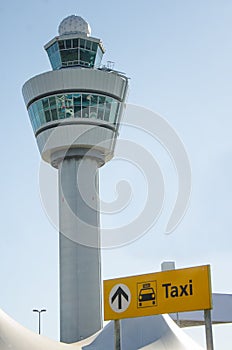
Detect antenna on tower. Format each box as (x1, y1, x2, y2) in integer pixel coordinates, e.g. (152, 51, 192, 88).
(107, 60, 115, 70)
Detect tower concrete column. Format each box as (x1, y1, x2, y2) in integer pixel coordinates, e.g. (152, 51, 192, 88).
(58, 155, 102, 342)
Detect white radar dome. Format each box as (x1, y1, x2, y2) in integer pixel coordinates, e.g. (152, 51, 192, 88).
(58, 15, 91, 36)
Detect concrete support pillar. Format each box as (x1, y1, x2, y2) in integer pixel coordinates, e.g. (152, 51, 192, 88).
(58, 156, 102, 343)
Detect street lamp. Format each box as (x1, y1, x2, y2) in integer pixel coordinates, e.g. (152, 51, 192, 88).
(33, 309, 46, 335)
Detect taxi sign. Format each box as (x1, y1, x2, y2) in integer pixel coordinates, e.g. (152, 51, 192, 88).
(104, 265, 212, 320)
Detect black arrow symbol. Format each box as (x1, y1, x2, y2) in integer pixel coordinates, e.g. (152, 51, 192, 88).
(111, 287, 129, 310)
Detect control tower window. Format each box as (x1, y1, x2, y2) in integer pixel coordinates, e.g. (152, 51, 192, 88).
(46, 42, 62, 70)
(66, 40, 72, 49)
(73, 39, 79, 47)
(46, 38, 103, 69)
(28, 93, 120, 133)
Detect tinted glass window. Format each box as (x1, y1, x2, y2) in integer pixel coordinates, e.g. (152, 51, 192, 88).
(51, 109, 58, 121)
(59, 40, 65, 50)
(80, 39, 85, 48)
(42, 99, 49, 110)
(29, 93, 120, 132)
(49, 96, 56, 108)
(61, 49, 78, 63)
(45, 110, 51, 122)
(73, 39, 79, 48)
(92, 42, 98, 51)
(65, 40, 72, 49)
(86, 40, 91, 50)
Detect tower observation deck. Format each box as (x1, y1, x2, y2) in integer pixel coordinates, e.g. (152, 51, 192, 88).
(22, 15, 128, 344)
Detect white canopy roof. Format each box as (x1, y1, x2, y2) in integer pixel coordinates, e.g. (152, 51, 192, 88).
(2, 293, 232, 349)
(0, 308, 203, 350)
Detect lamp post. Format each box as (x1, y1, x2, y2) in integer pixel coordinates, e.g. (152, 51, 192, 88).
(33, 309, 46, 335)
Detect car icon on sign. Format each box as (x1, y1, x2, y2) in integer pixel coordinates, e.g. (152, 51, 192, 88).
(138, 283, 156, 307)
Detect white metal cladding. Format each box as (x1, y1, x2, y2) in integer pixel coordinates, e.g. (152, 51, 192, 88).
(36, 123, 116, 163)
(22, 68, 128, 107)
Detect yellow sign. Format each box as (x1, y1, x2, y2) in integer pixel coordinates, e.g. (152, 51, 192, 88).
(104, 265, 212, 320)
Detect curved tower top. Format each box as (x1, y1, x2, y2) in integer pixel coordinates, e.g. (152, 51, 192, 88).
(58, 15, 91, 36)
(22, 14, 128, 167)
(44, 14, 104, 70)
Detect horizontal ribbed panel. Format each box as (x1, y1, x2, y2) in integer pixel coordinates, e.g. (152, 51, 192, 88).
(22, 68, 128, 107)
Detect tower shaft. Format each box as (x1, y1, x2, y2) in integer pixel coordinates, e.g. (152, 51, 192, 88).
(59, 156, 102, 342)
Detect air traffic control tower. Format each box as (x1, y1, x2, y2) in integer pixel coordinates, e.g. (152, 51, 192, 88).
(22, 15, 128, 343)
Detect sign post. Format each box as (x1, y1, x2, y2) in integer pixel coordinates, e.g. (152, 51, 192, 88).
(114, 319, 121, 350)
(204, 309, 214, 350)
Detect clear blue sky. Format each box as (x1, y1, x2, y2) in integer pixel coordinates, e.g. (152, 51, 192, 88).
(1, 0, 232, 348)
